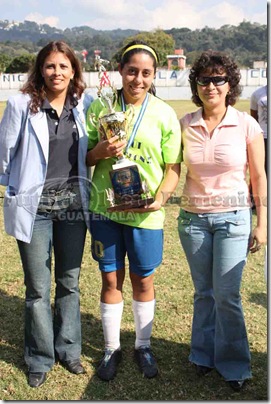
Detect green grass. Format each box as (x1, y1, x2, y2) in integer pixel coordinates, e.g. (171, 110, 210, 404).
(0, 100, 268, 400)
(0, 102, 6, 118)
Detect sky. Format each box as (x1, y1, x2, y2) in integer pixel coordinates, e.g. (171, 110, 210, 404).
(0, 0, 267, 31)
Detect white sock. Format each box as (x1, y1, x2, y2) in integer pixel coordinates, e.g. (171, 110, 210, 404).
(100, 301, 123, 351)
(132, 299, 156, 349)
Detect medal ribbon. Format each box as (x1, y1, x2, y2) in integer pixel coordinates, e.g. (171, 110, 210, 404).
(121, 92, 149, 153)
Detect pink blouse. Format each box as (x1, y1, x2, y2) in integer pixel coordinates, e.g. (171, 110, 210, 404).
(180, 105, 263, 213)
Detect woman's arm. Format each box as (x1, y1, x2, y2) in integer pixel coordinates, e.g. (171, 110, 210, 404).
(154, 163, 181, 208)
(128, 162, 181, 213)
(247, 134, 267, 252)
(0, 97, 25, 185)
(250, 108, 259, 122)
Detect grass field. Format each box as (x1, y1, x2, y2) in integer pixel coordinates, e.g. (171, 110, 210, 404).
(0, 99, 268, 400)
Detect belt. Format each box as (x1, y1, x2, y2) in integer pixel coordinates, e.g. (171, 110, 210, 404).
(38, 189, 79, 212)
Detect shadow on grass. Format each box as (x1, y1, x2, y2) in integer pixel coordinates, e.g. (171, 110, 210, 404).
(249, 292, 267, 309)
(0, 289, 25, 372)
(81, 310, 193, 400)
(80, 301, 268, 401)
(0, 288, 268, 400)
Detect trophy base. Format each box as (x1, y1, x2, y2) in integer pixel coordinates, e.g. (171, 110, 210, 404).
(107, 197, 154, 212)
(106, 160, 154, 212)
(112, 158, 135, 170)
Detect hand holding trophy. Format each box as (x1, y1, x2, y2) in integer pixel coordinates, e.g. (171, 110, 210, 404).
(92, 55, 154, 212)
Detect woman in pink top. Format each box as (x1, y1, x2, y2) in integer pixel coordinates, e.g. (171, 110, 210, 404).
(178, 51, 267, 392)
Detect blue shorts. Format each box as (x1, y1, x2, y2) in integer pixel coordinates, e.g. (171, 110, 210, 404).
(89, 213, 163, 277)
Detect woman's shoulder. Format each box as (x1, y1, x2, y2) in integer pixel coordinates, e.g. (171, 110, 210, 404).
(149, 94, 178, 116)
(77, 91, 94, 112)
(81, 91, 94, 104)
(180, 109, 201, 126)
(227, 106, 262, 135)
(4, 93, 30, 116)
(150, 94, 171, 108)
(87, 96, 104, 112)
(6, 93, 30, 107)
(228, 105, 255, 122)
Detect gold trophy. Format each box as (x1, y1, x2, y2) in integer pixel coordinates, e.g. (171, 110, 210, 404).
(92, 54, 154, 212)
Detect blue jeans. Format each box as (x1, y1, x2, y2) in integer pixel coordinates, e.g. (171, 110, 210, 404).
(178, 208, 252, 381)
(17, 209, 86, 372)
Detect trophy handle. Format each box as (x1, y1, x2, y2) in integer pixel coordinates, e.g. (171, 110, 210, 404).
(89, 113, 106, 141)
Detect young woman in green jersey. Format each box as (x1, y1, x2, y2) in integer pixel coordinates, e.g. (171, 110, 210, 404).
(86, 40, 181, 381)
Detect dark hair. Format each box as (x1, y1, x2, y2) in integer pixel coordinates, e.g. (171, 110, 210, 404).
(21, 41, 86, 113)
(189, 50, 242, 107)
(119, 40, 158, 96)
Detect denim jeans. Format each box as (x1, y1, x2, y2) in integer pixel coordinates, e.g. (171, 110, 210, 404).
(17, 208, 87, 372)
(178, 208, 252, 381)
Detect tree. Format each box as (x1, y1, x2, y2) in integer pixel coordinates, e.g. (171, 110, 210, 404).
(112, 29, 175, 67)
(0, 20, 267, 69)
(5, 53, 35, 73)
(0, 53, 12, 73)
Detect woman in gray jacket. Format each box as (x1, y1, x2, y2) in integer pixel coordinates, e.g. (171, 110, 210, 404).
(0, 41, 93, 388)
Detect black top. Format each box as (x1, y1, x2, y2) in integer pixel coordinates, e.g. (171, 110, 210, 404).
(42, 96, 79, 191)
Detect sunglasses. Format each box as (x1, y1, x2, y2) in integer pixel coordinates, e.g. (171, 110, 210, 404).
(196, 76, 229, 86)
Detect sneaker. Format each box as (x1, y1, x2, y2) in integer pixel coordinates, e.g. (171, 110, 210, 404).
(97, 349, 122, 381)
(134, 346, 158, 378)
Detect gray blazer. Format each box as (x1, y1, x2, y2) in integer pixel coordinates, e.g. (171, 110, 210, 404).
(0, 92, 93, 242)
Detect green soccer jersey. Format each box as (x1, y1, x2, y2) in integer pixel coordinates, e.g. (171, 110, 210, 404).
(86, 93, 181, 229)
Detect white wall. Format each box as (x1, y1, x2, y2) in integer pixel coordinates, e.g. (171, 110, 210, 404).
(0, 68, 267, 101)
